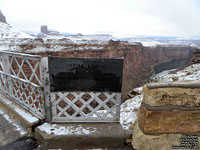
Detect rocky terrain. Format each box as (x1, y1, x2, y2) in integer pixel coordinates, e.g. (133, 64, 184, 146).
(0, 22, 33, 38)
(1, 10, 200, 149)
(0, 25, 195, 97)
(121, 62, 200, 130)
(192, 49, 200, 64)
(37, 25, 65, 39)
(0, 11, 32, 38)
(0, 9, 198, 107)
(0, 10, 7, 24)
(0, 17, 194, 96)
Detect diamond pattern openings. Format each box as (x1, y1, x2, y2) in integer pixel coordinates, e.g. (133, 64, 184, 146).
(0, 69, 44, 118)
(0, 52, 122, 122)
(52, 92, 121, 122)
(0, 53, 45, 119)
(8, 55, 42, 86)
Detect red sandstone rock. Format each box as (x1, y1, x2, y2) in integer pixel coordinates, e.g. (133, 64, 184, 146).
(138, 104, 200, 134)
(7, 39, 193, 98)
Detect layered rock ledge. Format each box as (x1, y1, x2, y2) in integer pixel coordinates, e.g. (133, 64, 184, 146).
(132, 80, 200, 150)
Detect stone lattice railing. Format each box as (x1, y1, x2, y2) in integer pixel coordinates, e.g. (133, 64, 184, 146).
(0, 51, 122, 123)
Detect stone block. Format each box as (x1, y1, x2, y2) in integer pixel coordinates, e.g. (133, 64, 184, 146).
(143, 83, 200, 107)
(0, 93, 40, 135)
(35, 123, 125, 150)
(138, 104, 200, 134)
(132, 121, 200, 150)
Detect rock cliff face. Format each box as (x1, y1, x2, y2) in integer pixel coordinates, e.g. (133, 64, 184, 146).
(0, 10, 33, 38)
(192, 49, 200, 64)
(0, 23, 33, 38)
(132, 81, 200, 150)
(0, 38, 195, 97)
(0, 10, 7, 24)
(28, 41, 194, 97)
(41, 25, 48, 34)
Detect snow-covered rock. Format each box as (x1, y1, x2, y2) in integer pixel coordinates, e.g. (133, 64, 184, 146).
(0, 22, 33, 38)
(37, 25, 65, 39)
(0, 10, 7, 24)
(120, 63, 200, 130)
(37, 32, 66, 39)
(152, 63, 200, 82)
(37, 123, 97, 136)
(120, 94, 143, 130)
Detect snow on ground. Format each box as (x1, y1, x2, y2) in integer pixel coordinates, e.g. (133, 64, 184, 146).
(0, 94, 39, 124)
(120, 63, 200, 130)
(150, 69, 177, 79)
(37, 32, 66, 39)
(0, 22, 33, 38)
(14, 107, 39, 123)
(132, 87, 143, 94)
(153, 63, 200, 82)
(120, 94, 143, 130)
(38, 123, 98, 135)
(135, 41, 163, 47)
(91, 110, 113, 118)
(0, 108, 26, 135)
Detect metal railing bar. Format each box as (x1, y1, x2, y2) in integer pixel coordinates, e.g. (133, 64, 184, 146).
(0, 51, 42, 60)
(0, 71, 41, 88)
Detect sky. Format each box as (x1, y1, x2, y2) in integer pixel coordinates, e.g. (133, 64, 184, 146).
(0, 0, 200, 37)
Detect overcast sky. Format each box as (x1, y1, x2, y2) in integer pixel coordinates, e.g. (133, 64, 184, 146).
(0, 0, 200, 37)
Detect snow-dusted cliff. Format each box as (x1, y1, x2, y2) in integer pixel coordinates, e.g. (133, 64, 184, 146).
(120, 63, 200, 130)
(0, 22, 33, 38)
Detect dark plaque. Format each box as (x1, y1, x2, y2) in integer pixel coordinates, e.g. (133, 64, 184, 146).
(48, 57, 123, 92)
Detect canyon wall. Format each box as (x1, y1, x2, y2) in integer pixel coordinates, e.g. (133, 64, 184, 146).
(151, 58, 189, 76)
(24, 40, 194, 98)
(0, 38, 195, 98)
(192, 49, 200, 64)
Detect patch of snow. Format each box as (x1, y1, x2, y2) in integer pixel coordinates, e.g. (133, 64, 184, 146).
(139, 41, 163, 47)
(132, 87, 143, 94)
(120, 63, 200, 130)
(0, 22, 33, 38)
(14, 107, 39, 123)
(37, 33, 66, 39)
(90, 110, 114, 118)
(153, 63, 200, 82)
(0, 94, 39, 124)
(38, 123, 98, 135)
(150, 68, 177, 79)
(120, 94, 143, 130)
(0, 108, 26, 135)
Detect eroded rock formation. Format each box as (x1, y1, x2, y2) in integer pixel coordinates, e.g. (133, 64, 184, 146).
(0, 10, 7, 24)
(33, 42, 194, 98)
(38, 25, 61, 38)
(192, 49, 200, 64)
(132, 81, 200, 150)
(41, 25, 48, 34)
(0, 38, 195, 97)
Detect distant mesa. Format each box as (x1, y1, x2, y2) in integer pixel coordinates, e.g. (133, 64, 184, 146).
(0, 10, 7, 24)
(41, 25, 48, 34)
(38, 25, 84, 39)
(37, 25, 62, 38)
(41, 25, 60, 35)
(69, 33, 83, 37)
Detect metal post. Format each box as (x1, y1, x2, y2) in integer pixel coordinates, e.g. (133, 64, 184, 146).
(40, 57, 51, 122)
(2, 54, 10, 92)
(116, 93, 121, 119)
